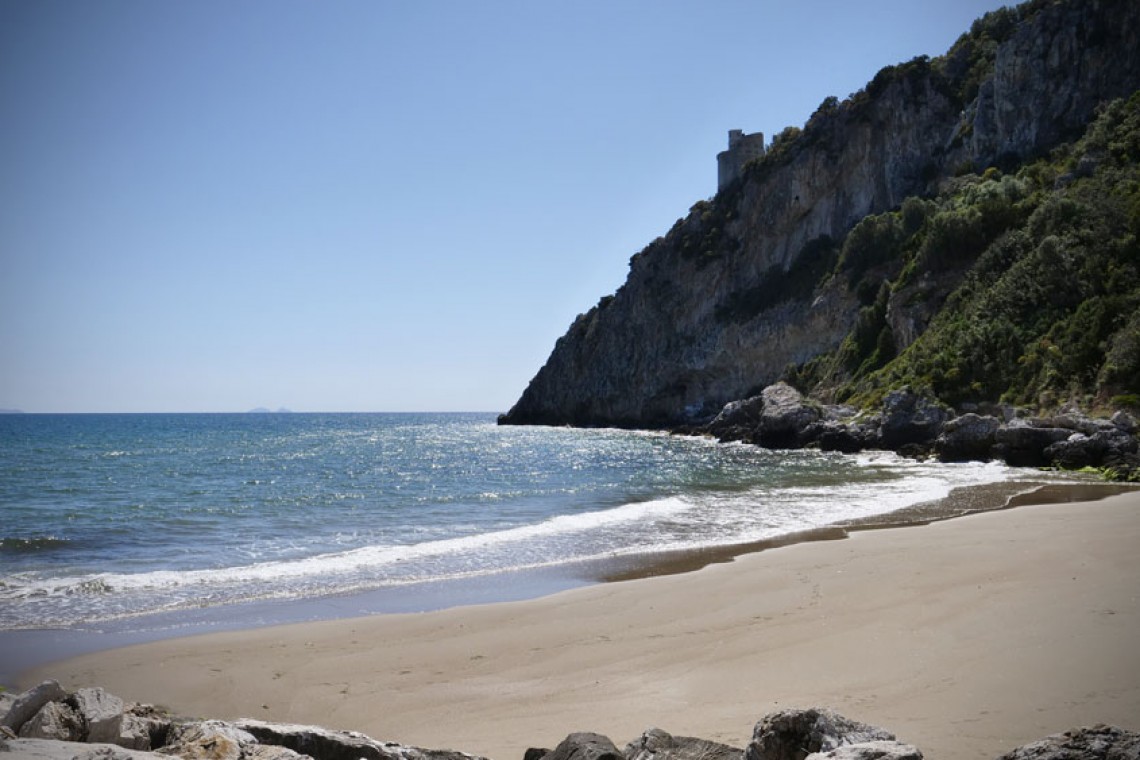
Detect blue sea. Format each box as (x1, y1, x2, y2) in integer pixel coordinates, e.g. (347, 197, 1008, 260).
(0, 412, 1053, 639)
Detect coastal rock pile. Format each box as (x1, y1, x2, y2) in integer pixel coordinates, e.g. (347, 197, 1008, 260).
(0, 680, 488, 760)
(3, 682, 1138, 760)
(685, 383, 1140, 480)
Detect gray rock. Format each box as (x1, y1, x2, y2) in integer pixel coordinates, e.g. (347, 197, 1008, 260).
(993, 422, 1073, 467)
(995, 724, 1140, 759)
(74, 748, 142, 760)
(118, 705, 172, 752)
(1050, 413, 1115, 436)
(18, 700, 83, 742)
(878, 389, 949, 448)
(624, 727, 743, 760)
(707, 396, 766, 441)
(935, 413, 1000, 462)
(757, 383, 821, 448)
(746, 709, 896, 760)
(73, 687, 126, 745)
(1045, 428, 1139, 469)
(158, 720, 258, 760)
(0, 691, 15, 718)
(804, 741, 923, 760)
(233, 719, 486, 760)
(1111, 410, 1138, 435)
(807, 420, 873, 453)
(0, 738, 168, 760)
(1, 680, 67, 734)
(541, 733, 625, 760)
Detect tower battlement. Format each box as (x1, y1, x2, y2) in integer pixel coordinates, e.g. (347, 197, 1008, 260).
(717, 130, 765, 190)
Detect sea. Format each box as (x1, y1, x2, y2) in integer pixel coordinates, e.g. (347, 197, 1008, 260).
(0, 411, 1086, 680)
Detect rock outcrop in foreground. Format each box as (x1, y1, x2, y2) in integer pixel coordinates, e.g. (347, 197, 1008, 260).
(500, 0, 1140, 429)
(3, 682, 1138, 760)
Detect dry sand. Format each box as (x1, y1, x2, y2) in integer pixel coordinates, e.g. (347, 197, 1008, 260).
(23, 488, 1140, 760)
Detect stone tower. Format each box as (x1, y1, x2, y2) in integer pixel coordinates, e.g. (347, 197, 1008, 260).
(717, 130, 766, 190)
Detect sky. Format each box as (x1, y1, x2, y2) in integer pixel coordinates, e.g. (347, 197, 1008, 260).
(0, 0, 1011, 413)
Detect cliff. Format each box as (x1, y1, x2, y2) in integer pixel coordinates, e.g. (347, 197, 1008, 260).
(500, 0, 1140, 428)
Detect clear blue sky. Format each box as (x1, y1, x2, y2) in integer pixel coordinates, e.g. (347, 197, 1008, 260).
(1, 0, 1009, 413)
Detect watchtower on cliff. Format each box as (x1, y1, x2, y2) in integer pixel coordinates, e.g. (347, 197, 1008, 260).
(717, 130, 766, 190)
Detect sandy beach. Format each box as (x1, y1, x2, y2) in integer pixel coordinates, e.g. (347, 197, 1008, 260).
(22, 487, 1140, 760)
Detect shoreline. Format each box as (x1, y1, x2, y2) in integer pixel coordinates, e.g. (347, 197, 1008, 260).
(12, 480, 1140, 760)
(1, 476, 1119, 685)
(2, 478, 1130, 685)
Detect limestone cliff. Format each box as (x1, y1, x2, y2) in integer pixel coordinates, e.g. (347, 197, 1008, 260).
(501, 0, 1140, 428)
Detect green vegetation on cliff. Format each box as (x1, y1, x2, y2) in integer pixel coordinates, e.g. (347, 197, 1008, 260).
(791, 92, 1140, 412)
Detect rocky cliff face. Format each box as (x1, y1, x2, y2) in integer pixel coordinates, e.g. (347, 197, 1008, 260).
(501, 0, 1140, 428)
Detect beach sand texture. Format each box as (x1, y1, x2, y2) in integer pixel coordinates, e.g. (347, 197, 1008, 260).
(25, 489, 1140, 760)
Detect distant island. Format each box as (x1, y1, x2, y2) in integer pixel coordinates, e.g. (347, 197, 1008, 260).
(0, 408, 25, 414)
(247, 407, 293, 414)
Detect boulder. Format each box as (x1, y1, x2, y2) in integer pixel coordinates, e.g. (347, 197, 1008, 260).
(73, 687, 126, 745)
(706, 396, 766, 442)
(624, 727, 742, 760)
(1111, 410, 1138, 435)
(935, 413, 1000, 462)
(0, 691, 15, 719)
(993, 422, 1073, 467)
(1049, 412, 1115, 436)
(18, 700, 83, 742)
(1045, 428, 1139, 469)
(0, 738, 169, 760)
(804, 742, 923, 760)
(158, 720, 259, 760)
(233, 719, 487, 760)
(746, 709, 896, 760)
(877, 390, 950, 448)
(807, 420, 873, 454)
(541, 733, 625, 760)
(995, 724, 1140, 759)
(118, 705, 172, 752)
(1, 679, 67, 734)
(757, 383, 821, 448)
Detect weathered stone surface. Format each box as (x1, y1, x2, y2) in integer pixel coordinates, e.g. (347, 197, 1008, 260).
(993, 422, 1073, 467)
(1111, 410, 1138, 435)
(624, 727, 742, 760)
(233, 719, 485, 760)
(1046, 428, 1140, 469)
(807, 420, 873, 453)
(877, 390, 949, 448)
(706, 395, 766, 441)
(995, 724, 1140, 759)
(804, 741, 923, 760)
(73, 687, 126, 745)
(1051, 412, 1115, 436)
(1, 680, 68, 734)
(0, 691, 15, 719)
(757, 383, 821, 448)
(158, 720, 258, 760)
(746, 709, 896, 760)
(2, 738, 167, 759)
(18, 700, 83, 742)
(542, 732, 625, 760)
(118, 706, 172, 752)
(935, 413, 1000, 462)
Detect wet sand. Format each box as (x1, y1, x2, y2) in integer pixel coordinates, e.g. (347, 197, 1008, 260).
(19, 485, 1140, 760)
